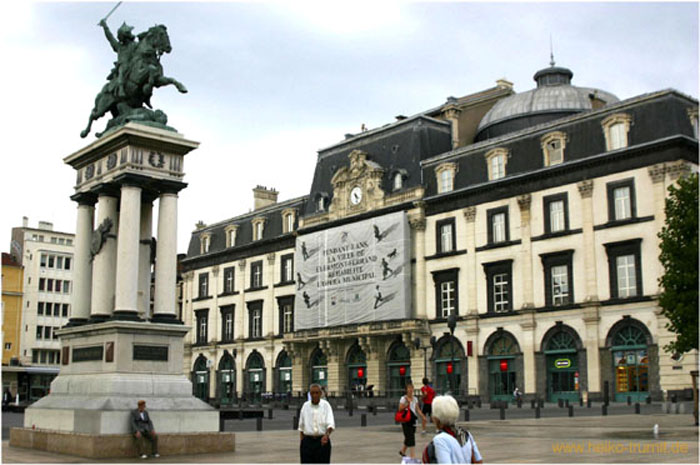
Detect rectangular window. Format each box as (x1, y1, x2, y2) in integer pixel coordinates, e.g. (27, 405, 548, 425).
(62, 304, 69, 317)
(52, 327, 59, 339)
(604, 239, 643, 300)
(40, 254, 47, 267)
(195, 310, 208, 344)
(56, 256, 63, 269)
(248, 303, 263, 339)
(483, 260, 513, 313)
(4, 343, 11, 350)
(38, 302, 44, 316)
(220, 306, 234, 342)
(487, 206, 509, 244)
(223, 267, 235, 294)
(58, 238, 65, 245)
(546, 139, 563, 165)
(44, 326, 51, 339)
(431, 268, 459, 319)
(66, 239, 73, 246)
(491, 155, 505, 180)
(607, 179, 636, 222)
(541, 250, 575, 307)
(55, 280, 61, 293)
(283, 304, 294, 333)
(63, 280, 70, 294)
(37, 326, 43, 339)
(48, 351, 56, 364)
(281, 254, 294, 283)
(609, 123, 627, 150)
(439, 170, 454, 193)
(32, 350, 39, 363)
(53, 303, 60, 316)
(39, 278, 45, 291)
(48, 255, 55, 268)
(436, 218, 456, 254)
(50, 237, 57, 244)
(543, 193, 569, 234)
(47, 279, 53, 292)
(64, 257, 71, 270)
(251, 261, 263, 288)
(198, 273, 209, 298)
(45, 302, 52, 316)
(40, 351, 47, 364)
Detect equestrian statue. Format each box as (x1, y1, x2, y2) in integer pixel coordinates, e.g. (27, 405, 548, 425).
(80, 18, 187, 138)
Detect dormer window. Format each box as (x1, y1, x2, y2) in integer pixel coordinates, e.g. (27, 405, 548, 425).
(393, 173, 403, 191)
(224, 225, 238, 248)
(200, 233, 211, 254)
(485, 148, 508, 180)
(315, 193, 329, 212)
(435, 162, 457, 193)
(602, 113, 632, 151)
(688, 108, 698, 139)
(541, 131, 567, 166)
(282, 209, 296, 234)
(252, 217, 266, 241)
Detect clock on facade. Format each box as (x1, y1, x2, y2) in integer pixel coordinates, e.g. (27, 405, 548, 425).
(350, 186, 363, 205)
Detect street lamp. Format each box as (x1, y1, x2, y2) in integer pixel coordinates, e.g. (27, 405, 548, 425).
(447, 314, 457, 395)
(413, 337, 429, 380)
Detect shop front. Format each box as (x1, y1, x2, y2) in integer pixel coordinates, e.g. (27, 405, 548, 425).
(544, 330, 580, 402)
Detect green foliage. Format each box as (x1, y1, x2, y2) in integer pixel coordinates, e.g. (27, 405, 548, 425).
(658, 172, 699, 354)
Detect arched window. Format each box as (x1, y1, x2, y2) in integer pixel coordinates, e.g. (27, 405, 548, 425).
(387, 342, 411, 397)
(192, 354, 209, 402)
(610, 323, 649, 402)
(486, 332, 519, 402)
(275, 350, 292, 395)
(218, 351, 236, 405)
(393, 173, 403, 191)
(245, 351, 265, 403)
(347, 344, 367, 392)
(310, 348, 327, 388)
(543, 329, 579, 402)
(433, 336, 465, 395)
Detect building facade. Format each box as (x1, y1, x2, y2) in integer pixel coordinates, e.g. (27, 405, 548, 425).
(2, 252, 24, 399)
(182, 64, 698, 405)
(5, 218, 75, 402)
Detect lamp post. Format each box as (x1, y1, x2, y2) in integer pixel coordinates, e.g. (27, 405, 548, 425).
(447, 314, 457, 395)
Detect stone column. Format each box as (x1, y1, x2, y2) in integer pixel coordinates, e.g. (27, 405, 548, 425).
(463, 207, 477, 314)
(113, 185, 142, 320)
(266, 253, 276, 335)
(517, 194, 534, 308)
(520, 312, 537, 394)
(577, 180, 598, 302)
(236, 260, 246, 339)
(465, 316, 479, 394)
(153, 192, 179, 322)
(137, 200, 153, 320)
(583, 306, 601, 395)
(68, 196, 95, 326)
(210, 266, 220, 338)
(90, 193, 119, 321)
(409, 207, 427, 319)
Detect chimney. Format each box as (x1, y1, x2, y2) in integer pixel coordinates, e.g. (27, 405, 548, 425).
(22, 216, 28, 227)
(253, 185, 279, 210)
(38, 221, 54, 231)
(496, 78, 513, 90)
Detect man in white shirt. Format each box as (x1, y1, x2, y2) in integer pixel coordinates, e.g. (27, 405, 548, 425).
(298, 383, 335, 463)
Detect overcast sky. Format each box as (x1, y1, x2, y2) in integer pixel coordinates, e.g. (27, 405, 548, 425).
(0, 1, 697, 255)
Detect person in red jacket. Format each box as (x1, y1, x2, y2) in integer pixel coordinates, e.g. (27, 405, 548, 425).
(420, 377, 436, 434)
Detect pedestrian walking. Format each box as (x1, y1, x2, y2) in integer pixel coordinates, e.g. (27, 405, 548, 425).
(299, 383, 335, 463)
(398, 382, 427, 459)
(420, 378, 436, 434)
(422, 395, 483, 464)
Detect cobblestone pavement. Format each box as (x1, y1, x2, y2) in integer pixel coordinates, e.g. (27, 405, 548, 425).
(2, 412, 697, 463)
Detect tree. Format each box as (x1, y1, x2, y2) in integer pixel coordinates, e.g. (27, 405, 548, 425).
(658, 172, 699, 354)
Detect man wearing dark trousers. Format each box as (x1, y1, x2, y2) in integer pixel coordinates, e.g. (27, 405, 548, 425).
(298, 384, 335, 463)
(131, 400, 159, 459)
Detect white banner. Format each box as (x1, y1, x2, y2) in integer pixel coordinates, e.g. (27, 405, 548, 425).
(295, 211, 411, 329)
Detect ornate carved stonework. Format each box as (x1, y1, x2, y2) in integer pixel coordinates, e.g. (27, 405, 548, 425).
(409, 218, 426, 231)
(666, 161, 691, 181)
(463, 206, 477, 223)
(328, 149, 386, 220)
(648, 164, 666, 184)
(517, 194, 531, 211)
(266, 253, 276, 264)
(577, 179, 594, 198)
(237, 259, 246, 271)
(211, 265, 220, 276)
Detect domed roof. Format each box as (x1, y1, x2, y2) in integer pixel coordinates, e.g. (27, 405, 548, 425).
(476, 64, 619, 140)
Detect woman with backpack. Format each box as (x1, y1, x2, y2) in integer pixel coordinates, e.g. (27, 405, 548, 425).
(422, 395, 483, 463)
(398, 382, 427, 459)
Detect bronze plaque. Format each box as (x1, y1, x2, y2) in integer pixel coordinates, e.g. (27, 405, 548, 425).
(105, 341, 114, 363)
(133, 345, 168, 361)
(72, 345, 104, 362)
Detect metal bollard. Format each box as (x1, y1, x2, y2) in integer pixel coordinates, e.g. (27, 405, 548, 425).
(535, 406, 540, 419)
(477, 399, 482, 408)
(602, 404, 608, 416)
(587, 398, 591, 408)
(239, 409, 244, 421)
(579, 398, 583, 407)
(531, 399, 536, 409)
(568, 405, 574, 417)
(361, 413, 367, 427)
(256, 417, 263, 431)
(499, 406, 505, 420)
(268, 408, 273, 420)
(293, 415, 299, 430)
(219, 416, 225, 432)
(627, 396, 632, 406)
(463, 409, 470, 422)
(634, 403, 640, 414)
(538, 398, 544, 409)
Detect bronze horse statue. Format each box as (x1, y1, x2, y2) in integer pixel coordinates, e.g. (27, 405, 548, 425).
(81, 24, 187, 138)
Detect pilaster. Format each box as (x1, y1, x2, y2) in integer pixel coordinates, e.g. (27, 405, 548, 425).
(577, 180, 599, 302)
(465, 315, 479, 393)
(463, 207, 478, 314)
(582, 304, 601, 393)
(519, 310, 537, 393)
(409, 202, 427, 319)
(266, 253, 276, 336)
(113, 184, 142, 320)
(517, 194, 534, 308)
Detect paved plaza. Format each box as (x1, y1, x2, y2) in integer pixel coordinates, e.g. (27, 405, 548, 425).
(2, 408, 697, 463)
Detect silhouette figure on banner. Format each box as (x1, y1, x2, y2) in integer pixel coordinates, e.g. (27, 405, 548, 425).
(297, 273, 307, 290)
(381, 258, 394, 280)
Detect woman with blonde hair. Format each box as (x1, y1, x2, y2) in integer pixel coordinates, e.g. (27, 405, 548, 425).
(422, 395, 483, 463)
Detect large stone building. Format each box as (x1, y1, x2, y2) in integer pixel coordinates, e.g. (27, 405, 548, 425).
(181, 63, 698, 405)
(2, 252, 24, 399)
(4, 218, 75, 402)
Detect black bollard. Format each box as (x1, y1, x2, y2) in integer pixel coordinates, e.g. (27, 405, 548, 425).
(539, 398, 544, 409)
(627, 396, 632, 406)
(587, 397, 591, 408)
(603, 381, 609, 406)
(268, 408, 273, 420)
(602, 404, 607, 416)
(464, 409, 470, 422)
(565, 399, 570, 408)
(568, 405, 574, 417)
(531, 399, 536, 409)
(535, 406, 540, 419)
(517, 398, 522, 409)
(634, 403, 640, 414)
(256, 417, 263, 431)
(361, 413, 367, 427)
(499, 406, 505, 420)
(219, 416, 225, 432)
(293, 415, 298, 430)
(477, 398, 482, 408)
(579, 397, 583, 407)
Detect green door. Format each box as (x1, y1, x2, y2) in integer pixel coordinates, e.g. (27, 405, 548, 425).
(387, 343, 411, 398)
(279, 368, 292, 394)
(248, 369, 263, 402)
(436, 360, 461, 395)
(312, 367, 327, 387)
(219, 369, 235, 405)
(611, 326, 649, 402)
(489, 358, 515, 402)
(194, 370, 209, 401)
(546, 354, 579, 402)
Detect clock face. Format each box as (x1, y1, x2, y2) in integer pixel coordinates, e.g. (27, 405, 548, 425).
(350, 186, 363, 205)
